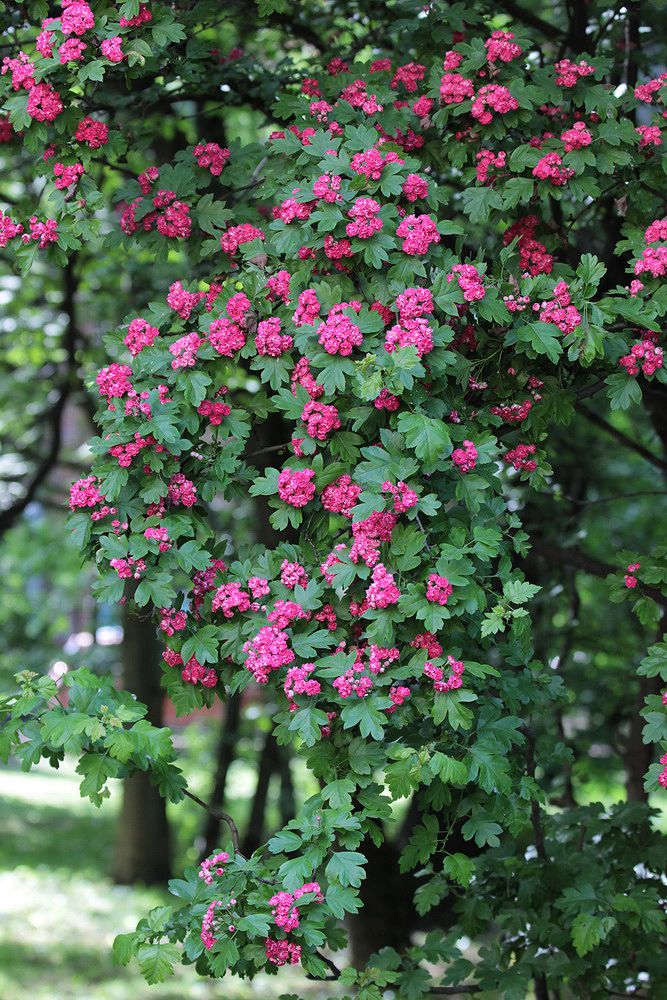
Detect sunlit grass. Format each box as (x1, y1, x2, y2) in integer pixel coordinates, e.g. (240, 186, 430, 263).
(0, 757, 339, 1000)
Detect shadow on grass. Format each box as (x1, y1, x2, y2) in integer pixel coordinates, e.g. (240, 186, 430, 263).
(0, 793, 115, 877)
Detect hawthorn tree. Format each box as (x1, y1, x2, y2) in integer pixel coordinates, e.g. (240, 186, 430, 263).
(1, 2, 667, 998)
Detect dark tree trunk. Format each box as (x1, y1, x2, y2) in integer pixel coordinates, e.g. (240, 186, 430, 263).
(201, 691, 242, 859)
(625, 672, 663, 802)
(113, 606, 171, 884)
(349, 836, 414, 967)
(243, 730, 278, 855)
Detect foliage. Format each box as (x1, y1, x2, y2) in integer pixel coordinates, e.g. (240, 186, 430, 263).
(1, 2, 666, 998)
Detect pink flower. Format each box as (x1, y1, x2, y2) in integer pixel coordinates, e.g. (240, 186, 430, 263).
(396, 214, 440, 255)
(317, 312, 363, 356)
(61, 2, 95, 36)
(75, 116, 108, 148)
(209, 317, 245, 356)
(440, 72, 474, 104)
(26, 82, 63, 122)
(451, 440, 477, 473)
(101, 37, 124, 63)
(193, 141, 230, 175)
(485, 30, 522, 63)
(426, 574, 453, 605)
(277, 468, 316, 508)
(366, 563, 401, 608)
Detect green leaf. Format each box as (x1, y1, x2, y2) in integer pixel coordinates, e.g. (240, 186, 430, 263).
(75, 752, 118, 805)
(397, 412, 452, 466)
(461, 815, 503, 848)
(341, 700, 387, 740)
(512, 322, 563, 364)
(571, 914, 616, 957)
(429, 752, 468, 785)
(606, 373, 642, 411)
(112, 933, 137, 967)
(326, 851, 367, 888)
(136, 942, 180, 985)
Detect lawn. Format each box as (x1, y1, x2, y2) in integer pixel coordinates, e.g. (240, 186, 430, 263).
(0, 756, 338, 1000)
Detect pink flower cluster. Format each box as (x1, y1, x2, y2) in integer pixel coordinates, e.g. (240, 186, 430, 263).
(280, 559, 308, 590)
(124, 318, 159, 356)
(168, 473, 197, 507)
(476, 149, 507, 184)
(243, 626, 295, 684)
(426, 574, 453, 605)
(366, 563, 401, 608)
(504, 443, 537, 473)
(448, 263, 486, 301)
(284, 663, 320, 706)
(301, 400, 340, 441)
(485, 30, 522, 63)
(159, 608, 188, 637)
(212, 582, 252, 618)
(69, 475, 104, 510)
(209, 318, 245, 356)
(402, 173, 429, 202)
(350, 149, 402, 181)
(624, 562, 641, 589)
(181, 656, 217, 687)
(561, 121, 592, 152)
(277, 467, 316, 507)
(440, 72, 474, 105)
(634, 73, 667, 103)
(317, 311, 363, 356)
(169, 331, 203, 369)
(27, 82, 63, 122)
(451, 440, 478, 473)
(101, 37, 124, 63)
(255, 317, 292, 356)
(396, 214, 441, 255)
(619, 336, 663, 377)
(167, 282, 204, 320)
(199, 851, 229, 886)
(555, 59, 594, 87)
(321, 474, 361, 518)
(265, 938, 302, 966)
(532, 152, 574, 186)
(534, 281, 581, 333)
(424, 655, 465, 692)
(346, 197, 383, 239)
(193, 142, 230, 175)
(491, 400, 533, 424)
(503, 215, 554, 276)
(382, 480, 418, 513)
(471, 85, 518, 124)
(220, 223, 264, 255)
(61, 2, 95, 36)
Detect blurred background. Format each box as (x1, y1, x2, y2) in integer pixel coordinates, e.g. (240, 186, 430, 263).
(1, 3, 666, 998)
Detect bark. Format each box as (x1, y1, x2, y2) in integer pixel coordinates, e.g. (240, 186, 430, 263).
(625, 672, 663, 802)
(113, 606, 171, 884)
(349, 835, 414, 968)
(201, 691, 242, 859)
(242, 730, 278, 855)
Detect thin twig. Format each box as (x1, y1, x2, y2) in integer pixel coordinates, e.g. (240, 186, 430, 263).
(182, 788, 241, 854)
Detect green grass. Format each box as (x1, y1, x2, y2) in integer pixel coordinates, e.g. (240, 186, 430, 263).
(0, 759, 336, 1000)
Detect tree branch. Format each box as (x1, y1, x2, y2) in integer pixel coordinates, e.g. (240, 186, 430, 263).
(182, 788, 241, 854)
(0, 258, 78, 535)
(497, 2, 563, 41)
(578, 405, 667, 474)
(528, 539, 667, 608)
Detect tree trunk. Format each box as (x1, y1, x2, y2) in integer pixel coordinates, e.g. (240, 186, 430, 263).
(243, 730, 278, 855)
(201, 691, 242, 859)
(113, 606, 171, 884)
